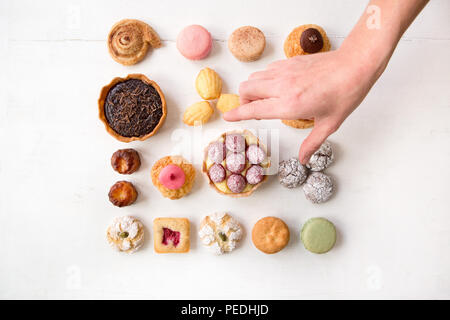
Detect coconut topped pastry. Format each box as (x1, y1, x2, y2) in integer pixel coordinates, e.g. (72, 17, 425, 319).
(202, 130, 270, 197)
(106, 216, 144, 253)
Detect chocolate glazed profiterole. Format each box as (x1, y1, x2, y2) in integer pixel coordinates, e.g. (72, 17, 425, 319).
(282, 24, 331, 129)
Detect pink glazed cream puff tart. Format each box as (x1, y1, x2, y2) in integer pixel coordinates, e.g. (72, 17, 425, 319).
(151, 156, 196, 200)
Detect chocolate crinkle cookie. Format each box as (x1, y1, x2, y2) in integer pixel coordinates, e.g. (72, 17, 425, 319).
(303, 172, 334, 204)
(307, 140, 334, 171)
(278, 157, 309, 188)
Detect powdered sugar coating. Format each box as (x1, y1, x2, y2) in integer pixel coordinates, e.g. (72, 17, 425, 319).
(246, 144, 266, 164)
(208, 163, 226, 183)
(208, 141, 227, 164)
(246, 165, 264, 185)
(307, 140, 334, 171)
(303, 172, 334, 204)
(106, 216, 144, 253)
(227, 174, 246, 193)
(278, 157, 308, 188)
(225, 134, 246, 153)
(226, 152, 246, 173)
(198, 212, 243, 255)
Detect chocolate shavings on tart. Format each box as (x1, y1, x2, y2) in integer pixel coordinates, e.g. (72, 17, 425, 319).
(104, 79, 163, 138)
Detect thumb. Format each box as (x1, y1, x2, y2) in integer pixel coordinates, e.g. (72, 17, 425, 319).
(299, 123, 334, 165)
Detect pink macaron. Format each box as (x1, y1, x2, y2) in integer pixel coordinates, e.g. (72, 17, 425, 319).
(177, 25, 212, 60)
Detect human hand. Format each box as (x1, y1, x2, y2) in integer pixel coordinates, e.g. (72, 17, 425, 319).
(223, 48, 379, 164)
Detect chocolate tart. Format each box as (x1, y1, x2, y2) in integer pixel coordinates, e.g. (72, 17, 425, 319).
(98, 74, 167, 142)
(202, 130, 270, 198)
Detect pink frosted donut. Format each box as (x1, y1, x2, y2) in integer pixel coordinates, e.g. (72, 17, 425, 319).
(246, 144, 266, 164)
(208, 164, 226, 183)
(158, 164, 186, 190)
(227, 174, 246, 193)
(177, 25, 212, 60)
(226, 152, 246, 173)
(246, 165, 264, 185)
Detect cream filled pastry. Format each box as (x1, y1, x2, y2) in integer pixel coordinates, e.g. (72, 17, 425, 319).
(202, 130, 270, 197)
(151, 156, 195, 199)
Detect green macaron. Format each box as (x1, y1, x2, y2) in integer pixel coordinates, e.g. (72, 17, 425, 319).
(301, 217, 336, 254)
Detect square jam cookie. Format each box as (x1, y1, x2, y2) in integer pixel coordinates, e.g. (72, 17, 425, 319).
(153, 218, 190, 253)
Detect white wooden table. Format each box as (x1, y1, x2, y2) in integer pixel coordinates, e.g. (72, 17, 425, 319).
(1, 0, 449, 299)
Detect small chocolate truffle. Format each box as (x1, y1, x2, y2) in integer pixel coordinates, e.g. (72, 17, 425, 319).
(246, 165, 264, 185)
(208, 141, 227, 164)
(226, 152, 246, 173)
(227, 174, 246, 193)
(302, 172, 334, 204)
(306, 140, 334, 172)
(278, 158, 308, 188)
(246, 144, 266, 164)
(225, 134, 246, 153)
(208, 164, 226, 183)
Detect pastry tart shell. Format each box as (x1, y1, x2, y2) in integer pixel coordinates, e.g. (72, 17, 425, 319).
(202, 129, 270, 198)
(98, 74, 167, 142)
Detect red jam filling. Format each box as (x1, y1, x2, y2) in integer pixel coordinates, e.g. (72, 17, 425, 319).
(162, 227, 180, 247)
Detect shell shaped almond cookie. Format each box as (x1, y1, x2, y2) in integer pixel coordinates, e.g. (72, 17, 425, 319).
(195, 68, 222, 100)
(106, 216, 145, 254)
(199, 213, 243, 255)
(108, 19, 161, 66)
(183, 101, 214, 126)
(151, 156, 196, 200)
(202, 130, 270, 198)
(216, 94, 240, 113)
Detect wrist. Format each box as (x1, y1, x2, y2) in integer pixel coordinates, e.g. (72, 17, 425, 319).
(338, 39, 392, 86)
(338, 1, 404, 83)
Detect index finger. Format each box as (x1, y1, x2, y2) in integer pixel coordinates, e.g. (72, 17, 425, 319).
(223, 98, 308, 122)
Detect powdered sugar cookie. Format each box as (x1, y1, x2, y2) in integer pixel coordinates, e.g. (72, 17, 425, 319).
(106, 216, 144, 253)
(199, 213, 243, 255)
(306, 140, 334, 171)
(303, 172, 334, 204)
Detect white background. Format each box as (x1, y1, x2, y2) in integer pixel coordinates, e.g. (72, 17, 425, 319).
(1, 0, 449, 299)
